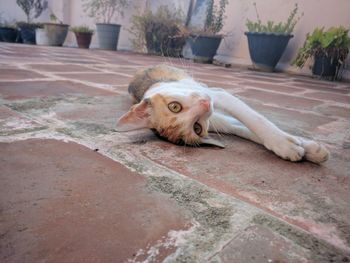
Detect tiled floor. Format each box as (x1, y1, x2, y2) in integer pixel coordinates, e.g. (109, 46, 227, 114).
(0, 43, 349, 263)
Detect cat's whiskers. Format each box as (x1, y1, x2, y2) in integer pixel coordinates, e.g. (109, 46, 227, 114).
(167, 42, 192, 79)
(160, 45, 175, 69)
(178, 53, 193, 79)
(182, 137, 188, 153)
(209, 120, 223, 138)
(159, 40, 194, 80)
(193, 140, 200, 148)
(182, 48, 194, 79)
(176, 50, 187, 71)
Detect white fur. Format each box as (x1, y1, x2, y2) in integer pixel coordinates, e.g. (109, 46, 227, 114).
(142, 79, 329, 164)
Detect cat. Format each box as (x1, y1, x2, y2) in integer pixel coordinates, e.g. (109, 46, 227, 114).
(116, 65, 329, 164)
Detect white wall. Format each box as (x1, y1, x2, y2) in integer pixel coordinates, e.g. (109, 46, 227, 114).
(148, 0, 189, 13)
(0, 0, 51, 23)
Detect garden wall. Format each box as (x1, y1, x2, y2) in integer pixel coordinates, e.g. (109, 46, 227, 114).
(0, 0, 145, 50)
(1, 0, 349, 78)
(215, 0, 350, 78)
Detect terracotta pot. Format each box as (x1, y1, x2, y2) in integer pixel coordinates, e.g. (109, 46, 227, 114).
(74, 32, 93, 49)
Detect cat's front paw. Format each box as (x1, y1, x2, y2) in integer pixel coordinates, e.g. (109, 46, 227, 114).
(264, 134, 305, 162)
(302, 140, 329, 164)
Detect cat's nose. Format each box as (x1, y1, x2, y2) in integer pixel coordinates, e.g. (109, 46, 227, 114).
(199, 99, 211, 111)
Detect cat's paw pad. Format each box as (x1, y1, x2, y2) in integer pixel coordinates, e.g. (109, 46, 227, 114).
(302, 140, 329, 164)
(265, 135, 305, 162)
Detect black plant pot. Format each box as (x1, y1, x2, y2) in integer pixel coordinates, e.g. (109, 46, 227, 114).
(167, 36, 186, 57)
(16, 33, 23, 43)
(312, 54, 340, 80)
(188, 35, 222, 63)
(18, 25, 37, 44)
(145, 31, 162, 54)
(145, 34, 185, 57)
(245, 32, 293, 72)
(0, 27, 17, 42)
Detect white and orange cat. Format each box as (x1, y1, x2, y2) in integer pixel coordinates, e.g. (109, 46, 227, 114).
(116, 65, 329, 163)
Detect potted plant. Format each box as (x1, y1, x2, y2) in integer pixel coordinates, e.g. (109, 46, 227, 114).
(71, 26, 94, 49)
(129, 5, 186, 57)
(36, 11, 69, 46)
(83, 0, 129, 50)
(16, 0, 47, 44)
(0, 21, 18, 43)
(245, 3, 303, 71)
(187, 0, 228, 63)
(292, 26, 350, 81)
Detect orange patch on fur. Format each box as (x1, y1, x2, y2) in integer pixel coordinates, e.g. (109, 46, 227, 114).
(151, 94, 168, 107)
(147, 66, 189, 81)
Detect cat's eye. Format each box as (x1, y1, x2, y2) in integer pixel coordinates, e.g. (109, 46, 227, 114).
(168, 101, 182, 113)
(194, 122, 202, 135)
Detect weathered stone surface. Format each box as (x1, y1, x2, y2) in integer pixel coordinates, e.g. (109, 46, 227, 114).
(193, 72, 241, 82)
(53, 95, 132, 137)
(1, 42, 350, 262)
(94, 65, 138, 76)
(245, 102, 336, 133)
(0, 139, 190, 263)
(316, 104, 350, 119)
(289, 82, 350, 94)
(210, 225, 308, 263)
(241, 71, 292, 80)
(54, 58, 103, 64)
(304, 91, 350, 104)
(200, 80, 241, 90)
(0, 80, 116, 100)
(57, 73, 132, 85)
(240, 81, 305, 94)
(128, 137, 350, 253)
(0, 106, 45, 135)
(28, 64, 98, 72)
(0, 69, 46, 80)
(236, 88, 324, 109)
(235, 73, 288, 83)
(289, 78, 340, 88)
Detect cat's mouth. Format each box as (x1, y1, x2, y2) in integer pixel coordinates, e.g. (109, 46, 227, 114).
(152, 123, 224, 148)
(151, 120, 205, 147)
(151, 129, 187, 146)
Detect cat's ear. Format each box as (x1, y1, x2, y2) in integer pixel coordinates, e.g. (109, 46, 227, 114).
(199, 136, 225, 148)
(116, 99, 151, 132)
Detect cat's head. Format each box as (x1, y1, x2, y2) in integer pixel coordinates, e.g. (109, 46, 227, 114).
(116, 81, 224, 147)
